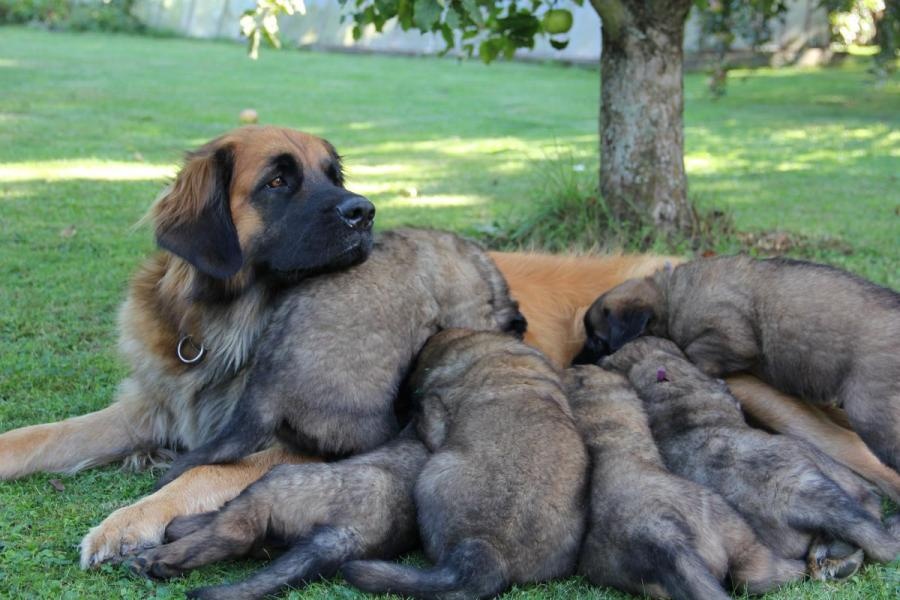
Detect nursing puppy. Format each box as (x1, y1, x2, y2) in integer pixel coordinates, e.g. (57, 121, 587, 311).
(342, 330, 587, 599)
(129, 427, 427, 600)
(604, 337, 900, 577)
(156, 229, 524, 488)
(565, 365, 803, 599)
(578, 256, 900, 472)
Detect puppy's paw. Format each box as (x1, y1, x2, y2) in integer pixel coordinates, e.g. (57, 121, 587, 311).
(80, 500, 175, 568)
(807, 538, 864, 581)
(127, 550, 183, 580)
(886, 514, 900, 539)
(187, 585, 231, 600)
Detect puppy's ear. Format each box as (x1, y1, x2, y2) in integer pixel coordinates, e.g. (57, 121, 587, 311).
(573, 310, 604, 365)
(154, 146, 242, 279)
(608, 309, 653, 352)
(506, 304, 528, 339)
(415, 393, 449, 452)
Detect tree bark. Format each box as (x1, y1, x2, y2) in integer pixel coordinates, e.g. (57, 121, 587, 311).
(592, 0, 696, 235)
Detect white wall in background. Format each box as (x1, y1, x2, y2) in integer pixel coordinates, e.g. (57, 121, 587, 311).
(133, 0, 830, 62)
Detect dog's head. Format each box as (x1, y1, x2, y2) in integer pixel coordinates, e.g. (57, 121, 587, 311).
(152, 126, 374, 296)
(573, 277, 664, 364)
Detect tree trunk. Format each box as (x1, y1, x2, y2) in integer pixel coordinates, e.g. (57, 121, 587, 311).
(592, 0, 696, 236)
(873, 0, 898, 77)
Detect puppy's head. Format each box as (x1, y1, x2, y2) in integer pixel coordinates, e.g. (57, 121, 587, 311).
(153, 126, 374, 295)
(408, 329, 478, 392)
(601, 336, 684, 375)
(409, 328, 527, 397)
(573, 278, 664, 365)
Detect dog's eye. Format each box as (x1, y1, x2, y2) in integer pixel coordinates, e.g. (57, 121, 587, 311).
(266, 176, 286, 189)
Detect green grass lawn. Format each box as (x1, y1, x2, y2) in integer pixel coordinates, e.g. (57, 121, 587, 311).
(0, 26, 898, 599)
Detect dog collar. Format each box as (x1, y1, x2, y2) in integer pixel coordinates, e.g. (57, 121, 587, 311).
(177, 335, 205, 365)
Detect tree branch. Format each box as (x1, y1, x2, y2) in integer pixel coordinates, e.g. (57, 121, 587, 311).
(589, 0, 629, 43)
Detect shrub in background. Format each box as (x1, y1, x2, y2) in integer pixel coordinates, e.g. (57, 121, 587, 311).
(0, 0, 144, 33)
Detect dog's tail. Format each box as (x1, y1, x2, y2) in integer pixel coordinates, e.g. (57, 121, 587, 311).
(341, 538, 506, 600)
(644, 539, 730, 600)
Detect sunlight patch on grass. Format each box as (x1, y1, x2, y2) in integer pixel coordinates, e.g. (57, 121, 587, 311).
(774, 161, 812, 172)
(350, 181, 413, 196)
(0, 186, 30, 200)
(0, 160, 176, 183)
(684, 154, 719, 174)
(380, 194, 485, 208)
(344, 163, 410, 177)
(346, 121, 377, 131)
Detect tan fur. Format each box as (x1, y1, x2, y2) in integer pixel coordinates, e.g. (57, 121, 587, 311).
(0, 402, 154, 480)
(488, 251, 680, 367)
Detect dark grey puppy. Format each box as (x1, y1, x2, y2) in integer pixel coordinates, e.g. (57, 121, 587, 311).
(578, 256, 900, 471)
(130, 426, 428, 600)
(604, 337, 900, 578)
(157, 228, 525, 487)
(565, 365, 804, 600)
(342, 329, 588, 600)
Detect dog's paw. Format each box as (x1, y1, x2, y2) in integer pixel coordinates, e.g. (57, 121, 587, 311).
(80, 500, 174, 568)
(807, 538, 864, 581)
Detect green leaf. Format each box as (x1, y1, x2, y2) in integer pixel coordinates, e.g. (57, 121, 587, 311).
(461, 0, 484, 27)
(398, 0, 414, 29)
(549, 38, 569, 50)
(444, 6, 460, 29)
(440, 23, 455, 48)
(413, 0, 442, 30)
(478, 38, 500, 63)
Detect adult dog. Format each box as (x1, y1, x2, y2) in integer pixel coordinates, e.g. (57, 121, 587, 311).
(0, 127, 895, 570)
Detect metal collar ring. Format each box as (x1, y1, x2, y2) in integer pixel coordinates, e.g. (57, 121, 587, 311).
(177, 335, 205, 365)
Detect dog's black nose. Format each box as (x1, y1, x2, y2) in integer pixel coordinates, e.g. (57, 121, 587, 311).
(336, 196, 375, 231)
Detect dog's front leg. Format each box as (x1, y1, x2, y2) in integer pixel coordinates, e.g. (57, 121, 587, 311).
(79, 446, 317, 568)
(0, 393, 155, 480)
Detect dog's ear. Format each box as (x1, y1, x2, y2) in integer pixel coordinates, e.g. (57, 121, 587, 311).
(607, 309, 653, 353)
(153, 146, 242, 279)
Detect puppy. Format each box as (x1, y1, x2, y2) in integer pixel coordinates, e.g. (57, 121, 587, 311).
(342, 329, 587, 599)
(565, 365, 803, 599)
(604, 337, 900, 577)
(156, 229, 524, 488)
(578, 256, 900, 472)
(130, 426, 428, 600)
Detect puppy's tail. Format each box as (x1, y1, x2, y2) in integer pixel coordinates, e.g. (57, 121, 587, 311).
(341, 538, 506, 600)
(651, 541, 730, 600)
